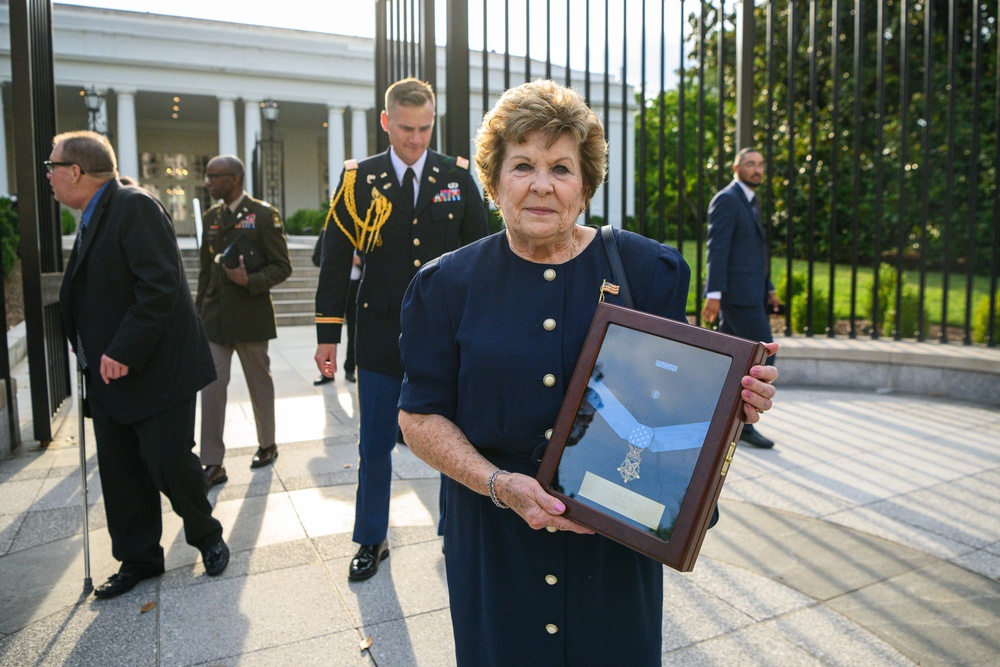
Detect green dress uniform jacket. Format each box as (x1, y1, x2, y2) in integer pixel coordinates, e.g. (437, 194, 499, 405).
(316, 149, 488, 377)
(196, 194, 292, 344)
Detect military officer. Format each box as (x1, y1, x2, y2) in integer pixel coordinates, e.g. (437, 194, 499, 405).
(197, 155, 292, 487)
(314, 78, 488, 581)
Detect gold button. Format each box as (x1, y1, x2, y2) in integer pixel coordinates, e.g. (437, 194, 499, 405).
(363, 303, 368, 308)
(545, 526, 558, 533)
(545, 575, 558, 585)
(413, 259, 421, 267)
(544, 429, 553, 440)
(543, 269, 556, 281)
(413, 238, 421, 246)
(545, 624, 558, 635)
(448, 213, 454, 219)
(543, 318, 556, 331)
(412, 218, 418, 224)
(543, 374, 556, 387)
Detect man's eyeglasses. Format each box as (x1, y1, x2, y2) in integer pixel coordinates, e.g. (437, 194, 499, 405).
(205, 173, 237, 181)
(44, 160, 80, 174)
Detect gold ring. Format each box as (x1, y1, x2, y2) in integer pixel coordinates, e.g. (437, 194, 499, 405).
(755, 408, 764, 414)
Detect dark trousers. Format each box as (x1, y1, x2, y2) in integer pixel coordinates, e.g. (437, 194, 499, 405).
(352, 369, 402, 545)
(89, 385, 223, 573)
(344, 279, 360, 374)
(719, 303, 776, 433)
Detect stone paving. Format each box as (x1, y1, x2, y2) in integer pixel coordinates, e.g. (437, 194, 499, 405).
(0, 325, 999, 666)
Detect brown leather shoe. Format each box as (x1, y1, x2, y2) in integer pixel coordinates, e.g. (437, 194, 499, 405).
(204, 464, 228, 488)
(250, 445, 278, 469)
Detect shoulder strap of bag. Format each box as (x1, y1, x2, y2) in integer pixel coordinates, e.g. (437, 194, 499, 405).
(600, 225, 634, 309)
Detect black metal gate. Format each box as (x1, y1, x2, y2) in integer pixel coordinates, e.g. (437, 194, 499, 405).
(9, 0, 70, 444)
(374, 0, 998, 347)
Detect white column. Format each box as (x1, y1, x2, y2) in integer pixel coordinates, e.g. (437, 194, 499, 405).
(351, 108, 369, 158)
(607, 112, 624, 228)
(218, 97, 238, 156)
(0, 87, 8, 196)
(115, 90, 139, 181)
(327, 106, 345, 192)
(625, 109, 636, 218)
(243, 99, 261, 194)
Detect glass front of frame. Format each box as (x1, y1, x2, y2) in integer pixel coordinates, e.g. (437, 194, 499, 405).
(551, 323, 732, 541)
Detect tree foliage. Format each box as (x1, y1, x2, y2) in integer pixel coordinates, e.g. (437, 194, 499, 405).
(637, 0, 998, 276)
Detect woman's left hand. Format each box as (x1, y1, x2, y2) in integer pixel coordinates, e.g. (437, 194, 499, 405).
(741, 342, 778, 424)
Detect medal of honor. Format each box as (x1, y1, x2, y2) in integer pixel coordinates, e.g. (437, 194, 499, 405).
(586, 377, 710, 485)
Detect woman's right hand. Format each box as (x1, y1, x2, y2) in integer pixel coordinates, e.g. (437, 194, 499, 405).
(495, 472, 595, 535)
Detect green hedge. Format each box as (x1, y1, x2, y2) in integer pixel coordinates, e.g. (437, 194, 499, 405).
(0, 197, 18, 278)
(61, 208, 77, 235)
(972, 292, 1000, 344)
(285, 208, 327, 236)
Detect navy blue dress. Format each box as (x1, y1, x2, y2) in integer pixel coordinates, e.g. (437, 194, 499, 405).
(399, 227, 690, 666)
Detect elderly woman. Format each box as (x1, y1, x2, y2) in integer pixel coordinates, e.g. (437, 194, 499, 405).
(398, 80, 777, 665)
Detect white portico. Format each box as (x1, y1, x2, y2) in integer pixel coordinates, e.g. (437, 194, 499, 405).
(0, 2, 632, 235)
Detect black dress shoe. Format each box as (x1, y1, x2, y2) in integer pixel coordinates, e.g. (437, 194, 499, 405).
(250, 445, 278, 469)
(348, 541, 389, 581)
(93, 569, 161, 599)
(313, 375, 334, 386)
(740, 426, 775, 449)
(202, 539, 230, 576)
(204, 464, 228, 488)
(344, 371, 356, 383)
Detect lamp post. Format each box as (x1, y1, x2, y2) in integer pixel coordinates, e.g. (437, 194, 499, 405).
(82, 86, 104, 134)
(254, 98, 285, 218)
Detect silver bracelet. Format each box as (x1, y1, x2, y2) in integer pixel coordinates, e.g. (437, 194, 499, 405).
(487, 469, 511, 509)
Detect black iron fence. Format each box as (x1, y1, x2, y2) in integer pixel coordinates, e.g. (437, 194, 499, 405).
(383, 0, 999, 346)
(10, 0, 70, 443)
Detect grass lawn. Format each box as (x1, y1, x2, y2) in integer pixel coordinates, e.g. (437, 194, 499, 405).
(675, 243, 997, 330)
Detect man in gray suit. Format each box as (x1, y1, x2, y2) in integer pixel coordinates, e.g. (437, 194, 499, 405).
(702, 147, 781, 449)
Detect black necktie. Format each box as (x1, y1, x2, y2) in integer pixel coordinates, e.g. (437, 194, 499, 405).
(402, 167, 415, 214)
(751, 195, 762, 225)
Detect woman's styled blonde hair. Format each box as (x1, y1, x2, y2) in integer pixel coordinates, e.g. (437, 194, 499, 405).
(474, 79, 607, 206)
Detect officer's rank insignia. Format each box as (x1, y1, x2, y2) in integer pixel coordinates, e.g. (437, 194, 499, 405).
(367, 174, 376, 184)
(428, 176, 436, 183)
(456, 156, 470, 169)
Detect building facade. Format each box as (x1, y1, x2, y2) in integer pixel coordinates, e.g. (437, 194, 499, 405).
(0, 2, 634, 235)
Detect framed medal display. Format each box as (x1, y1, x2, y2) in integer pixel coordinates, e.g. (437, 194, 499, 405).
(536, 302, 768, 572)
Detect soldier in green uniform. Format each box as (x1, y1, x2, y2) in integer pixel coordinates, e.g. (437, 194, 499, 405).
(197, 155, 292, 487)
(314, 78, 488, 581)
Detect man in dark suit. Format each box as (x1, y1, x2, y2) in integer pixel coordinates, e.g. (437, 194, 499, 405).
(702, 147, 781, 449)
(314, 78, 488, 581)
(53, 131, 229, 599)
(196, 155, 292, 487)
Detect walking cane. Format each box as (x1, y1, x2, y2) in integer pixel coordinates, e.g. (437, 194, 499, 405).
(77, 368, 93, 592)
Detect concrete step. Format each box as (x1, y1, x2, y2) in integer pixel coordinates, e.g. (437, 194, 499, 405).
(273, 299, 318, 314)
(276, 312, 315, 327)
